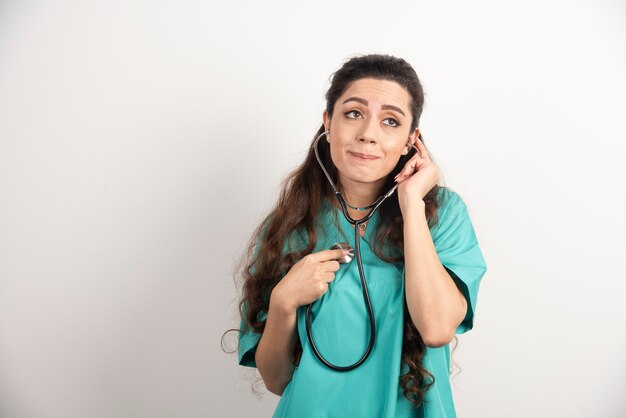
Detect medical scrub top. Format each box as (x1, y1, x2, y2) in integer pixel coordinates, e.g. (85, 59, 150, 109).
(238, 187, 487, 418)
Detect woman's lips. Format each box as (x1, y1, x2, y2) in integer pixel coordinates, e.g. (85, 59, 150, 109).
(349, 151, 380, 160)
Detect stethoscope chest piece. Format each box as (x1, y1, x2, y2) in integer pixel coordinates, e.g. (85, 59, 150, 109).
(331, 242, 354, 264)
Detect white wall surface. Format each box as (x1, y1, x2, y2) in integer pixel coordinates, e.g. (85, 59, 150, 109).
(1, 1, 625, 417)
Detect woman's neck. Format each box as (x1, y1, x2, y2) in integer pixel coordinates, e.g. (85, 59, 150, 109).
(338, 175, 385, 220)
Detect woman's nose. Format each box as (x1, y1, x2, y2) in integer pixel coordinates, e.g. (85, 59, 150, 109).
(358, 120, 378, 144)
(359, 135, 377, 144)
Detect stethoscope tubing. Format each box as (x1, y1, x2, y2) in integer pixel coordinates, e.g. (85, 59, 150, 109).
(305, 219, 375, 371)
(305, 131, 403, 371)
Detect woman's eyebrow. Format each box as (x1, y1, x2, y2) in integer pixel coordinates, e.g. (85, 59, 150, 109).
(382, 104, 406, 117)
(342, 97, 406, 117)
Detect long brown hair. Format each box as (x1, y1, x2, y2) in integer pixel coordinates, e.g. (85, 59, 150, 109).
(239, 54, 444, 407)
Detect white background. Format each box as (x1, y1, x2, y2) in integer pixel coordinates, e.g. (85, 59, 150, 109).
(1, 1, 625, 417)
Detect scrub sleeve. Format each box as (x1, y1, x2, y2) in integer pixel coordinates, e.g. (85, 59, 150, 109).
(238, 304, 265, 368)
(236, 187, 487, 418)
(430, 190, 486, 335)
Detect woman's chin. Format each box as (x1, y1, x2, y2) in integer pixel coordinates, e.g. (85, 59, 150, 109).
(340, 172, 390, 186)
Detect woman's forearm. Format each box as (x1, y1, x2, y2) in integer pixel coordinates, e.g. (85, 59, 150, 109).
(255, 294, 298, 396)
(403, 200, 467, 347)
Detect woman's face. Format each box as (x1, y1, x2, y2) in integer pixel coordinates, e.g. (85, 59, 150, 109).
(323, 78, 419, 189)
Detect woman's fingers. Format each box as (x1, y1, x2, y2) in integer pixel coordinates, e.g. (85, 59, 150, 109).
(395, 156, 422, 182)
(323, 260, 341, 272)
(394, 140, 433, 183)
(313, 249, 346, 263)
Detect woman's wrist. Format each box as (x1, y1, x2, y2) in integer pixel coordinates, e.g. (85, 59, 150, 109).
(400, 197, 426, 217)
(270, 288, 298, 316)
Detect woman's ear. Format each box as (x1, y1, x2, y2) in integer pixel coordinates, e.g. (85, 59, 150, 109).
(408, 127, 420, 147)
(323, 111, 331, 132)
(403, 127, 420, 154)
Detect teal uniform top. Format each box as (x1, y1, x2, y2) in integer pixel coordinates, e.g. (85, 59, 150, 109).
(238, 187, 487, 418)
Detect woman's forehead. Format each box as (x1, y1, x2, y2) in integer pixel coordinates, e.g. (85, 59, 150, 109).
(338, 78, 410, 110)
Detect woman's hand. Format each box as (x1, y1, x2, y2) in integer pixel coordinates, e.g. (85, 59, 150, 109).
(395, 138, 440, 213)
(270, 249, 345, 313)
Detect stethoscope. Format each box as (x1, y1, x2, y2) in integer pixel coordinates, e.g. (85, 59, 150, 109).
(305, 130, 419, 371)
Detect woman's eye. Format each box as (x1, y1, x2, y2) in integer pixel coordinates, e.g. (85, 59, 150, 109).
(384, 118, 400, 127)
(345, 110, 362, 119)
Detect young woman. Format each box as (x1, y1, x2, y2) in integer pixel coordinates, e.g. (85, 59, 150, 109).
(235, 54, 487, 417)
